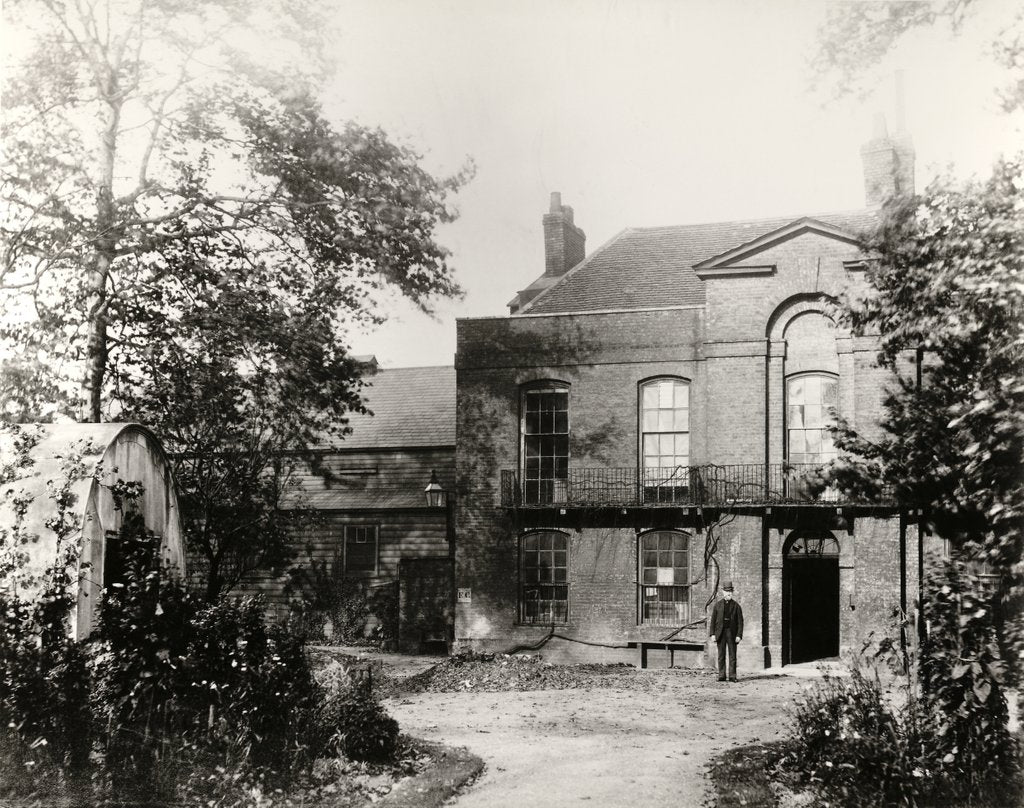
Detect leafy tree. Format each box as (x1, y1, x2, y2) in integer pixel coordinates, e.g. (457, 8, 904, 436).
(811, 0, 1024, 112)
(828, 158, 1024, 683)
(1, 0, 470, 598)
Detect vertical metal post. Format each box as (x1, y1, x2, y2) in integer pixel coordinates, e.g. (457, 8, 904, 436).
(899, 512, 908, 659)
(916, 346, 926, 642)
(447, 492, 456, 654)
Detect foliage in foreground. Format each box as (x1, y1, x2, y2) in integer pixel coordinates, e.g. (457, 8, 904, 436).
(782, 560, 1021, 808)
(0, 515, 402, 807)
(827, 158, 1024, 688)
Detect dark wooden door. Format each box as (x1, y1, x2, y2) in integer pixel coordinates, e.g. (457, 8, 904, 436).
(786, 557, 840, 664)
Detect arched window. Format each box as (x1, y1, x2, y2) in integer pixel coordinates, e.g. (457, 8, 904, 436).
(520, 531, 569, 624)
(521, 382, 569, 504)
(639, 378, 690, 501)
(786, 373, 838, 467)
(638, 530, 690, 625)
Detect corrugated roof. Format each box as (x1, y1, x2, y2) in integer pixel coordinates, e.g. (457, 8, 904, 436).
(519, 209, 878, 315)
(323, 365, 456, 449)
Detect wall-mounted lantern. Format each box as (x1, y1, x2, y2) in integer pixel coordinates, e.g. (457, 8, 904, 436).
(424, 470, 446, 508)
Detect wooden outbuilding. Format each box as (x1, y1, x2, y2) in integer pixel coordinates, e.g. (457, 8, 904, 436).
(0, 423, 186, 639)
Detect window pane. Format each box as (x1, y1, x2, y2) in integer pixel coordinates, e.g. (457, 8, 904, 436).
(804, 404, 822, 429)
(643, 568, 657, 584)
(822, 380, 838, 406)
(789, 378, 804, 401)
(554, 412, 568, 433)
(804, 375, 820, 402)
(658, 410, 673, 431)
(674, 409, 689, 431)
(675, 434, 690, 457)
(788, 405, 803, 429)
(789, 431, 805, 455)
(658, 382, 674, 408)
(674, 568, 689, 585)
(659, 534, 672, 551)
(643, 385, 659, 408)
(805, 431, 821, 453)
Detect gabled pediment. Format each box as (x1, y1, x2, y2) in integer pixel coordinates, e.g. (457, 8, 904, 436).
(693, 217, 864, 278)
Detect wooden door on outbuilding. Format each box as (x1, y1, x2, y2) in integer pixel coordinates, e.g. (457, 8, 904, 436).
(0, 423, 186, 639)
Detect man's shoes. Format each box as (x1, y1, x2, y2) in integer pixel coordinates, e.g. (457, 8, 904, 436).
(728, 677, 738, 682)
(717, 676, 726, 681)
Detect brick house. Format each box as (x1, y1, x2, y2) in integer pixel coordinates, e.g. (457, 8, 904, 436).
(453, 119, 936, 669)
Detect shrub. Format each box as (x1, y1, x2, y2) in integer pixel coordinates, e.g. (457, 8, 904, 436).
(287, 551, 398, 646)
(1, 505, 403, 805)
(783, 557, 1021, 808)
(916, 559, 1020, 803)
(332, 682, 400, 763)
(788, 667, 919, 807)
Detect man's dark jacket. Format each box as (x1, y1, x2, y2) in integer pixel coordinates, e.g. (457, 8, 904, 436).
(710, 598, 744, 640)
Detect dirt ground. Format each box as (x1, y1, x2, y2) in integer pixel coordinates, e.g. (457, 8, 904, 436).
(380, 663, 808, 808)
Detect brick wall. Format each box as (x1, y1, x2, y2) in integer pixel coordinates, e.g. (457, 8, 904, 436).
(454, 228, 910, 668)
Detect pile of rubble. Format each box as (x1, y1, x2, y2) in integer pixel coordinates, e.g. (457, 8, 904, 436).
(395, 652, 647, 693)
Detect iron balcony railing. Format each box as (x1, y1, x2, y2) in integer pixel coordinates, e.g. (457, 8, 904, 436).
(500, 464, 853, 508)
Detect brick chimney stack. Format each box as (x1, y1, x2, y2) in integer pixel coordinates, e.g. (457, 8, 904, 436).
(860, 100, 915, 206)
(543, 192, 586, 276)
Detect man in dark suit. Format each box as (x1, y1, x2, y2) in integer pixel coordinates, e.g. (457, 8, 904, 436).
(709, 581, 743, 682)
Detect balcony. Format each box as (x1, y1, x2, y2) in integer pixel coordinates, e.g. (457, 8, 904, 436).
(500, 464, 856, 509)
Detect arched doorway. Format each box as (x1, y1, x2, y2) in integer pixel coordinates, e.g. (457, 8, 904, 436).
(783, 532, 840, 664)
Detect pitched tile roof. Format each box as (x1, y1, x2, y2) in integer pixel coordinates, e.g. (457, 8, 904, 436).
(321, 365, 456, 449)
(519, 209, 878, 315)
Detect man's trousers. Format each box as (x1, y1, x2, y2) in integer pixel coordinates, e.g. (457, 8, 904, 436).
(717, 629, 737, 679)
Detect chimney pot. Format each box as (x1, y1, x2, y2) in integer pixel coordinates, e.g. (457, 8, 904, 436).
(549, 191, 562, 213)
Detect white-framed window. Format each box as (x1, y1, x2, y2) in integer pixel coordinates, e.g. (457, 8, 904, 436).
(519, 530, 569, 624)
(639, 530, 690, 625)
(521, 383, 569, 504)
(640, 378, 690, 500)
(786, 373, 838, 466)
(344, 525, 379, 574)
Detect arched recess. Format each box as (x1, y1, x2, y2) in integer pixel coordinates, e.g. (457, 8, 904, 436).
(782, 530, 841, 665)
(765, 296, 850, 469)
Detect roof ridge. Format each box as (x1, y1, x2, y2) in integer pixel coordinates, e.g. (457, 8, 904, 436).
(368, 364, 455, 372)
(627, 207, 876, 233)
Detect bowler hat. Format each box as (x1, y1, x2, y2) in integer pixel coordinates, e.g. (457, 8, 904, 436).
(722, 581, 734, 591)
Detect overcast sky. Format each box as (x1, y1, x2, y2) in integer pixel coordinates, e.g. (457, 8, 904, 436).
(324, 1, 1021, 369)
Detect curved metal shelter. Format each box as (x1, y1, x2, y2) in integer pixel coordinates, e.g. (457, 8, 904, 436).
(0, 423, 186, 639)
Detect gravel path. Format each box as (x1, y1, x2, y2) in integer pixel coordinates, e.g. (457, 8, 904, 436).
(385, 670, 807, 808)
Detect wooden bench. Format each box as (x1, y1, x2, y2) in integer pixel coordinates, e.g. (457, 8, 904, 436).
(635, 640, 706, 669)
